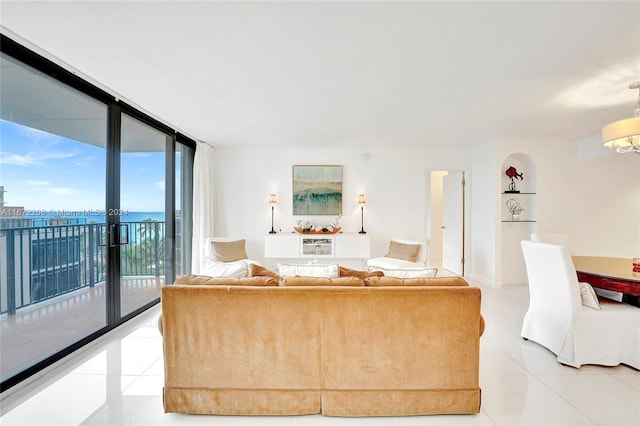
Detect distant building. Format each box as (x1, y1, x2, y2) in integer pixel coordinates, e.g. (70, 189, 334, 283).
(0, 187, 93, 314)
(0, 186, 32, 229)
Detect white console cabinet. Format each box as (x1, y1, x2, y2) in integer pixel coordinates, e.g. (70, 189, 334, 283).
(265, 233, 370, 259)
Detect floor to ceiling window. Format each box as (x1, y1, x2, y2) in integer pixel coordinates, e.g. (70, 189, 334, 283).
(119, 113, 168, 318)
(0, 53, 109, 384)
(0, 35, 195, 391)
(175, 142, 194, 277)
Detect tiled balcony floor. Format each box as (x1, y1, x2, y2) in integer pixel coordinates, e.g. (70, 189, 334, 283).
(0, 277, 163, 381)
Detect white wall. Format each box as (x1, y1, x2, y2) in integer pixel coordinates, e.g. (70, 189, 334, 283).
(211, 140, 639, 280)
(497, 138, 640, 258)
(470, 137, 640, 287)
(499, 153, 537, 285)
(213, 147, 469, 269)
(469, 141, 498, 286)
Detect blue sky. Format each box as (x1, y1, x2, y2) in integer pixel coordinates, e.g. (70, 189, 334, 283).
(0, 120, 165, 212)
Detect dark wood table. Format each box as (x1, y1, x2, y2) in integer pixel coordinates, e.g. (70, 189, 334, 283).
(572, 256, 640, 307)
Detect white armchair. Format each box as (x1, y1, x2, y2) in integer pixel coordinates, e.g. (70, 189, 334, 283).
(367, 239, 437, 277)
(202, 237, 259, 278)
(520, 240, 640, 369)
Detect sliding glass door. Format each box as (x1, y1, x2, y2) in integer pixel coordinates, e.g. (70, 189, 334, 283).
(119, 114, 168, 317)
(0, 52, 109, 384)
(0, 36, 195, 390)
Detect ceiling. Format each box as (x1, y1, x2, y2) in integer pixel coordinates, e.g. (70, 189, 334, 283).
(1, 1, 639, 150)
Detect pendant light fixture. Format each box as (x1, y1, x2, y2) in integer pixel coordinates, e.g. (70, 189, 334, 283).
(602, 82, 640, 155)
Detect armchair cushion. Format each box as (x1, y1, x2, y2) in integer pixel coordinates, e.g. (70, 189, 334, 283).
(210, 239, 248, 262)
(386, 240, 421, 262)
(365, 276, 465, 287)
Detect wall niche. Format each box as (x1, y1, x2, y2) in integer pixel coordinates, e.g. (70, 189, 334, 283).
(500, 153, 537, 285)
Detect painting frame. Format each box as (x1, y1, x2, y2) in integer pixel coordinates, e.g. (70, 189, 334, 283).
(292, 165, 343, 215)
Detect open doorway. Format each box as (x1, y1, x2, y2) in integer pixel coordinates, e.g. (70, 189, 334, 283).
(429, 170, 465, 276)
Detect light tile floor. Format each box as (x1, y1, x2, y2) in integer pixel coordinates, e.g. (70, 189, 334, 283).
(1, 278, 639, 426)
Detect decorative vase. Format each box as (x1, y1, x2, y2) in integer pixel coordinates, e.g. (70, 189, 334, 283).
(512, 214, 520, 221)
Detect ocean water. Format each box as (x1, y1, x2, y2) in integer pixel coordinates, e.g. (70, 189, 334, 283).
(23, 210, 165, 225)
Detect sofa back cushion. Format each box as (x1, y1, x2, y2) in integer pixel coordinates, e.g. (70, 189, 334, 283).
(364, 276, 468, 287)
(175, 274, 277, 286)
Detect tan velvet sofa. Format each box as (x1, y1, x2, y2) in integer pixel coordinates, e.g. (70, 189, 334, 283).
(160, 275, 483, 417)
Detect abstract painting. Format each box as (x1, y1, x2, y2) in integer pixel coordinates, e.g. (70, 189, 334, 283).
(292, 165, 342, 215)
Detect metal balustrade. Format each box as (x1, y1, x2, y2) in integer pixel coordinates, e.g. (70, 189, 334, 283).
(0, 221, 165, 315)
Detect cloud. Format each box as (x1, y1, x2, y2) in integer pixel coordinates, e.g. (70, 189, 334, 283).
(0, 150, 79, 167)
(71, 155, 97, 167)
(156, 181, 165, 190)
(20, 181, 77, 196)
(23, 180, 52, 186)
(0, 152, 34, 166)
(49, 187, 77, 196)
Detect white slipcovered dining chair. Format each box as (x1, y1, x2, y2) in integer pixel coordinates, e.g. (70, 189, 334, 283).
(520, 240, 640, 369)
(530, 232, 568, 246)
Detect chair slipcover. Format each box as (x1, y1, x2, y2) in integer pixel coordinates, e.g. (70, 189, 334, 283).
(367, 238, 429, 270)
(520, 240, 640, 369)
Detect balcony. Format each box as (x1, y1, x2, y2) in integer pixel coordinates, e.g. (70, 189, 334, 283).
(0, 221, 168, 383)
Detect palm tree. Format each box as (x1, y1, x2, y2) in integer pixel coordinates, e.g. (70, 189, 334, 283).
(135, 218, 165, 276)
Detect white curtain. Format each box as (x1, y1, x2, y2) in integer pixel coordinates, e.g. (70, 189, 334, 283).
(191, 141, 216, 274)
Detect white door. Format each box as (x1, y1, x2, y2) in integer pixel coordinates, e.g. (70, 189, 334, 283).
(442, 172, 465, 275)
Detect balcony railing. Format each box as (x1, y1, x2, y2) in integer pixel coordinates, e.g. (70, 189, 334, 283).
(0, 221, 165, 315)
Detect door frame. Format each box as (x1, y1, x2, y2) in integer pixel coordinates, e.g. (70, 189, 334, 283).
(442, 171, 465, 275)
(426, 168, 470, 276)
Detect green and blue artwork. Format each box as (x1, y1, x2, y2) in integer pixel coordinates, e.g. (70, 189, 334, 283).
(292, 165, 342, 215)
